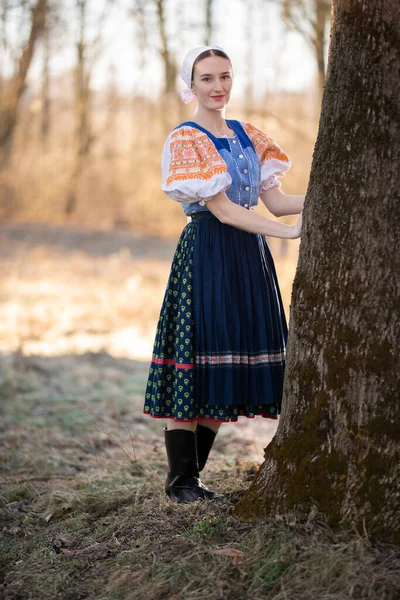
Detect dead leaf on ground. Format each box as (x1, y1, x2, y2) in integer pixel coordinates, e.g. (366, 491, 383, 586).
(44, 505, 72, 522)
(210, 547, 245, 564)
(210, 547, 247, 575)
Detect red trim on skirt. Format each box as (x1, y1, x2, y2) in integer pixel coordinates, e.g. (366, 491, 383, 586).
(151, 357, 194, 369)
(142, 410, 278, 422)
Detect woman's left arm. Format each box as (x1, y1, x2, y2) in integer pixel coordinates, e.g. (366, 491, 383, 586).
(260, 186, 305, 217)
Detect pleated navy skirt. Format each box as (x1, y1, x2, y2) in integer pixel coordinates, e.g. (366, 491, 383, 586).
(143, 211, 288, 422)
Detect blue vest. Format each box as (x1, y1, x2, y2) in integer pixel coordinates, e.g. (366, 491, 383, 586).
(174, 120, 261, 216)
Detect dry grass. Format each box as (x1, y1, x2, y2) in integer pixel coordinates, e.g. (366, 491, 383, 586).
(0, 221, 399, 599)
(1, 352, 400, 600)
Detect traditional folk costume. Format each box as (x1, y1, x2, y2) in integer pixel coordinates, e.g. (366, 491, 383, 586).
(142, 46, 291, 503)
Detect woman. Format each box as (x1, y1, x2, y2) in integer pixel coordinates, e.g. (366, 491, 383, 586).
(143, 45, 304, 504)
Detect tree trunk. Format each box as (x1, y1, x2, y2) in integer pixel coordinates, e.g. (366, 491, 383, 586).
(0, 0, 47, 163)
(40, 13, 50, 146)
(75, 0, 91, 159)
(244, 0, 255, 120)
(155, 0, 176, 95)
(154, 0, 177, 134)
(204, 0, 214, 46)
(234, 0, 400, 544)
(65, 0, 92, 216)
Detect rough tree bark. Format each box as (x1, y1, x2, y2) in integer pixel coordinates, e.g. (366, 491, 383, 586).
(234, 0, 400, 543)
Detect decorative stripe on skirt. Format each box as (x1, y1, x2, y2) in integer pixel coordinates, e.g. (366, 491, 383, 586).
(143, 211, 288, 422)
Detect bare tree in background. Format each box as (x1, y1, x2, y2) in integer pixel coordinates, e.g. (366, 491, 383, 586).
(235, 0, 400, 543)
(65, 0, 114, 216)
(155, 0, 176, 96)
(40, 5, 50, 146)
(75, 0, 91, 156)
(0, 0, 47, 165)
(244, 0, 255, 119)
(152, 0, 177, 132)
(281, 0, 332, 107)
(131, 0, 150, 152)
(204, 0, 215, 45)
(131, 0, 178, 134)
(39, 1, 72, 149)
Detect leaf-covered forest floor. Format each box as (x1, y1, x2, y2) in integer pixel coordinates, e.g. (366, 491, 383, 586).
(1, 222, 399, 600)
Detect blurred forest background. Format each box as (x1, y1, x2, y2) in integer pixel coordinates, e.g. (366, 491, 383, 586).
(0, 0, 331, 360)
(0, 0, 331, 234)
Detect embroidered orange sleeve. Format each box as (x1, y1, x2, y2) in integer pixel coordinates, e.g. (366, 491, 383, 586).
(244, 123, 290, 165)
(165, 127, 227, 186)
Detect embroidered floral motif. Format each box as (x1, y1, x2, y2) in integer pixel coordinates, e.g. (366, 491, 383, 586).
(245, 123, 290, 165)
(165, 127, 227, 186)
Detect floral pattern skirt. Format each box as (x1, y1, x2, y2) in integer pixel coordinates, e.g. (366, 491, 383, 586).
(143, 211, 288, 422)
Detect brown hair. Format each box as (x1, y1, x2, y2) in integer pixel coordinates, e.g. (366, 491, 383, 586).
(191, 49, 232, 84)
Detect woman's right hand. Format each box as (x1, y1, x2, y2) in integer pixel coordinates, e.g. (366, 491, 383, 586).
(292, 211, 303, 238)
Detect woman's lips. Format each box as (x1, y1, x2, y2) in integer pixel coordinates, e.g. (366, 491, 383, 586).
(211, 95, 225, 100)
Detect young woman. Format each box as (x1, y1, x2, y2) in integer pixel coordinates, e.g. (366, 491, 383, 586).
(143, 45, 304, 503)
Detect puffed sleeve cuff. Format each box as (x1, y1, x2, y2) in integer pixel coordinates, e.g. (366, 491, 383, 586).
(161, 126, 232, 204)
(243, 122, 291, 193)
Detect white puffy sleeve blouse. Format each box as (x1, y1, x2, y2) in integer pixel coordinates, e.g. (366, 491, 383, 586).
(161, 125, 232, 205)
(241, 122, 291, 193)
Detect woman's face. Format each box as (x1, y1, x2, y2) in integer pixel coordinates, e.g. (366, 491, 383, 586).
(191, 55, 233, 110)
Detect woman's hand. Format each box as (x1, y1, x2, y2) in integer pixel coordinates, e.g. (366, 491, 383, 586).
(207, 192, 304, 239)
(292, 211, 303, 238)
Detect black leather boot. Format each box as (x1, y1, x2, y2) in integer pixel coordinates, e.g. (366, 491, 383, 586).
(164, 427, 216, 503)
(195, 424, 220, 500)
(196, 423, 218, 472)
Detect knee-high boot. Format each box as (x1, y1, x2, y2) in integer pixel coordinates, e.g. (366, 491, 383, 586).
(196, 423, 218, 472)
(164, 427, 216, 503)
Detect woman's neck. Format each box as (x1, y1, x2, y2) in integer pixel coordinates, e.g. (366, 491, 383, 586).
(190, 107, 232, 136)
